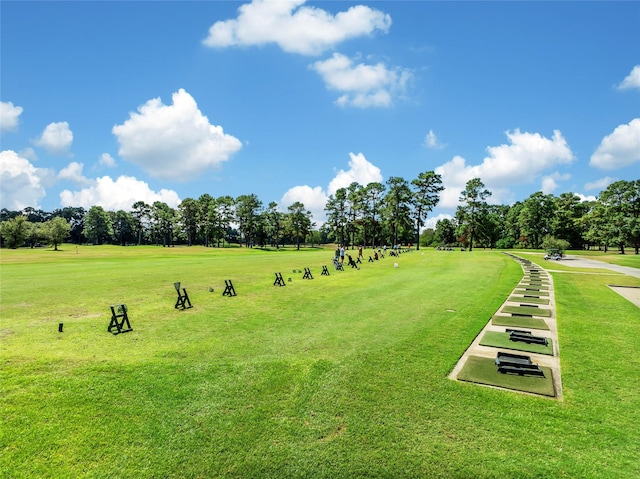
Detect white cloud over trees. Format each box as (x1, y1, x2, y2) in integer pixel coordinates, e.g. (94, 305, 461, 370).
(60, 175, 181, 211)
(112, 89, 242, 181)
(280, 185, 327, 221)
(585, 176, 616, 191)
(281, 152, 383, 223)
(0, 101, 23, 132)
(0, 150, 54, 209)
(435, 129, 574, 208)
(310, 53, 412, 108)
(541, 172, 571, 195)
(589, 118, 640, 170)
(33, 121, 73, 155)
(203, 0, 391, 56)
(327, 152, 383, 195)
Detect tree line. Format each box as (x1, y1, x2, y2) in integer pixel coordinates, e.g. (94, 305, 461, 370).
(1, 176, 638, 254)
(434, 178, 640, 254)
(0, 170, 444, 250)
(0, 196, 314, 250)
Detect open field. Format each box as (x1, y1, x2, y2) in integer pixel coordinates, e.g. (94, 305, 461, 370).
(1, 245, 639, 478)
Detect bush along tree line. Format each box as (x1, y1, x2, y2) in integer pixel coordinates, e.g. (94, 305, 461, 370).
(1, 177, 638, 254)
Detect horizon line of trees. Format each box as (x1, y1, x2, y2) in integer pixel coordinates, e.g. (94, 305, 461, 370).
(1, 177, 638, 254)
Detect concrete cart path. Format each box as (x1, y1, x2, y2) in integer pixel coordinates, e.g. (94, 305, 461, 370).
(546, 254, 640, 308)
(556, 255, 640, 279)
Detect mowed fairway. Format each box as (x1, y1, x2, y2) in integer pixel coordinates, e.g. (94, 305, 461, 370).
(1, 246, 639, 478)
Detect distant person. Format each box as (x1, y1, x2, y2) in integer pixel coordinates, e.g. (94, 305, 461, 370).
(340, 246, 345, 264)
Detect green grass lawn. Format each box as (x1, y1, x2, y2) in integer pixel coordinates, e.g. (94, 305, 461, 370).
(1, 245, 639, 478)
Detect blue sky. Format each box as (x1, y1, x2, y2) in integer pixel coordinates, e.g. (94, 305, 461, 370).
(1, 0, 639, 226)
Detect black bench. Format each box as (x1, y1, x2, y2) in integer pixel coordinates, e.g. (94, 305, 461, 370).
(302, 268, 313, 279)
(321, 265, 330, 276)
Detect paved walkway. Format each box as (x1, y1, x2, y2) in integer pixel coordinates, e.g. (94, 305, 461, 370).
(552, 254, 640, 279)
(544, 255, 640, 307)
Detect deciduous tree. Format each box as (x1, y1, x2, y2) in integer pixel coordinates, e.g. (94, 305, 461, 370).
(458, 178, 491, 251)
(383, 176, 413, 247)
(411, 171, 443, 250)
(287, 201, 313, 250)
(83, 206, 113, 245)
(0, 215, 31, 249)
(42, 216, 71, 250)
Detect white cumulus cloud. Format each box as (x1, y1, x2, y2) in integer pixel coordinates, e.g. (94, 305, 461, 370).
(589, 118, 640, 170)
(58, 161, 93, 186)
(34, 121, 73, 155)
(281, 151, 383, 224)
(203, 0, 391, 56)
(424, 129, 446, 149)
(541, 172, 571, 195)
(60, 175, 181, 211)
(584, 176, 616, 191)
(99, 153, 116, 168)
(424, 213, 452, 231)
(280, 185, 327, 223)
(617, 65, 640, 90)
(0, 101, 23, 132)
(112, 89, 242, 181)
(311, 53, 412, 108)
(0, 150, 54, 210)
(576, 193, 597, 202)
(328, 152, 383, 195)
(435, 129, 574, 208)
